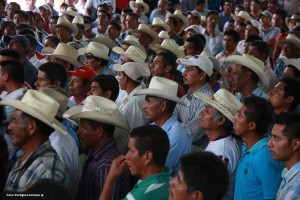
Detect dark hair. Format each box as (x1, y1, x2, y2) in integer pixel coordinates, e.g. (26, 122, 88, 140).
(91, 74, 119, 101)
(60, 3, 68, 8)
(234, 4, 245, 11)
(251, 0, 260, 4)
(0, 0, 5, 8)
(152, 96, 177, 114)
(286, 65, 300, 78)
(206, 10, 219, 19)
(224, 30, 240, 43)
(97, 3, 109, 11)
(275, 112, 300, 141)
(122, 7, 133, 14)
(245, 35, 262, 43)
(191, 33, 206, 46)
(186, 36, 204, 53)
(241, 65, 259, 83)
(280, 77, 300, 110)
(0, 49, 20, 60)
(16, 23, 31, 31)
(109, 21, 122, 31)
(0, 60, 24, 84)
(43, 36, 60, 46)
(39, 62, 67, 88)
(14, 10, 28, 21)
(127, 12, 138, 21)
(85, 119, 115, 138)
(26, 11, 35, 21)
(130, 125, 170, 168)
(243, 96, 274, 135)
(22, 112, 54, 136)
(18, 28, 35, 36)
(168, 16, 178, 27)
(8, 2, 21, 11)
(157, 51, 177, 71)
(250, 40, 269, 55)
(24, 34, 37, 48)
(180, 152, 229, 200)
(50, 15, 59, 20)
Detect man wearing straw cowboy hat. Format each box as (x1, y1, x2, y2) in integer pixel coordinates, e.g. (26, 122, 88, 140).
(194, 88, 242, 199)
(225, 54, 269, 101)
(2, 90, 69, 192)
(135, 76, 191, 175)
(130, 0, 150, 24)
(174, 55, 214, 152)
(55, 16, 78, 44)
(63, 95, 130, 200)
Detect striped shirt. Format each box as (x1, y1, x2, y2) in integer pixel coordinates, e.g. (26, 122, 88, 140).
(174, 83, 213, 152)
(75, 138, 130, 200)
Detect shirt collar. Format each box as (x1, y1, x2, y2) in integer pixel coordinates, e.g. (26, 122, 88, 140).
(243, 136, 269, 154)
(281, 161, 300, 183)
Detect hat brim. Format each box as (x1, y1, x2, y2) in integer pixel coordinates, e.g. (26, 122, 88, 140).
(193, 92, 234, 122)
(281, 58, 300, 71)
(78, 46, 113, 62)
(117, 40, 146, 53)
(277, 38, 300, 48)
(129, 1, 149, 14)
(152, 44, 184, 58)
(89, 37, 116, 49)
(0, 99, 67, 135)
(63, 105, 129, 130)
(168, 14, 188, 28)
(135, 88, 187, 106)
(46, 53, 81, 68)
(151, 23, 171, 32)
(134, 29, 159, 43)
(61, 11, 80, 17)
(225, 55, 268, 88)
(55, 23, 78, 36)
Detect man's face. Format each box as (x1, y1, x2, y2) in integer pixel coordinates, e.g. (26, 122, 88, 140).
(39, 7, 50, 20)
(4, 26, 16, 36)
(125, 137, 145, 177)
(43, 38, 57, 48)
(151, 25, 164, 34)
(118, 72, 127, 90)
(86, 55, 100, 71)
(107, 24, 120, 40)
(245, 24, 258, 38)
(233, 105, 250, 137)
(35, 71, 51, 89)
(259, 15, 271, 27)
(272, 14, 282, 27)
(282, 66, 297, 78)
(223, 35, 237, 52)
(250, 1, 259, 12)
(182, 65, 203, 87)
(199, 104, 219, 131)
(143, 96, 163, 121)
(87, 82, 105, 97)
(8, 40, 25, 56)
(151, 55, 167, 76)
(136, 32, 153, 48)
(268, 124, 293, 161)
(56, 26, 72, 43)
(7, 110, 30, 147)
(126, 15, 138, 30)
(26, 0, 36, 7)
(133, 3, 144, 15)
(268, 82, 288, 110)
(282, 42, 298, 58)
(169, 170, 194, 200)
(7, 4, 18, 20)
(13, 13, 26, 25)
(224, 2, 233, 14)
(206, 14, 218, 27)
(188, 14, 199, 26)
(183, 41, 196, 56)
(231, 65, 247, 93)
(69, 76, 89, 97)
(157, 0, 167, 14)
(77, 118, 99, 152)
(97, 11, 109, 27)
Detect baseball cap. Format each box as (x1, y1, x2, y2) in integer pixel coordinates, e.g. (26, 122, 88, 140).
(67, 65, 96, 82)
(187, 11, 201, 19)
(177, 55, 213, 77)
(113, 62, 144, 82)
(259, 10, 272, 18)
(6, 35, 30, 49)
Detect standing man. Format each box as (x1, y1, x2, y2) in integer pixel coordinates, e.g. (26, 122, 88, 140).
(268, 112, 300, 200)
(136, 76, 191, 175)
(174, 56, 214, 151)
(233, 96, 284, 200)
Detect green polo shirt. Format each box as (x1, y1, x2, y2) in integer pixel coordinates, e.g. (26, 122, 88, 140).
(123, 168, 171, 200)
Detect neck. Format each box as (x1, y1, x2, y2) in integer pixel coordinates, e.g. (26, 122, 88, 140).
(275, 107, 291, 115)
(140, 166, 165, 180)
(240, 83, 258, 98)
(92, 136, 110, 151)
(125, 84, 138, 95)
(155, 113, 172, 127)
(205, 129, 227, 141)
(73, 95, 86, 105)
(21, 136, 48, 163)
(285, 155, 300, 170)
(189, 82, 205, 93)
(241, 131, 263, 150)
(206, 26, 216, 36)
(5, 83, 23, 94)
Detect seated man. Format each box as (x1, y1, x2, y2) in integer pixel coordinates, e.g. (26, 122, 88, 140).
(2, 90, 68, 191)
(99, 125, 171, 200)
(169, 151, 229, 200)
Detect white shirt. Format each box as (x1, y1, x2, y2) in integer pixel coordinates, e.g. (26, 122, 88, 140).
(29, 54, 43, 69)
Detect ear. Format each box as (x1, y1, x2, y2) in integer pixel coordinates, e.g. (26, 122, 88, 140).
(27, 120, 37, 136)
(244, 71, 252, 81)
(65, 63, 71, 71)
(285, 96, 294, 105)
(199, 71, 207, 82)
(191, 191, 204, 200)
(291, 139, 300, 152)
(143, 151, 153, 166)
(165, 65, 172, 74)
(2, 72, 8, 82)
(161, 99, 167, 112)
(248, 121, 257, 131)
(217, 116, 226, 126)
(104, 90, 112, 99)
(54, 80, 62, 87)
(96, 126, 104, 139)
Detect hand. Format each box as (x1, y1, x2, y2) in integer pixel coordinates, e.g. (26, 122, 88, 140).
(107, 155, 127, 180)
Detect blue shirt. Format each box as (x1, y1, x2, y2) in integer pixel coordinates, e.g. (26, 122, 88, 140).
(276, 161, 300, 200)
(62, 119, 79, 149)
(274, 59, 286, 80)
(234, 137, 284, 200)
(237, 87, 268, 101)
(21, 58, 38, 88)
(154, 116, 191, 175)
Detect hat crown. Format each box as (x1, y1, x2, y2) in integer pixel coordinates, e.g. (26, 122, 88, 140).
(126, 45, 146, 60)
(174, 10, 183, 15)
(286, 33, 300, 41)
(87, 42, 109, 57)
(138, 23, 150, 30)
(148, 76, 178, 97)
(72, 15, 84, 24)
(92, 34, 116, 49)
(53, 43, 79, 60)
(243, 54, 264, 70)
(124, 35, 139, 43)
(21, 90, 59, 122)
(68, 65, 96, 81)
(161, 38, 179, 49)
(135, 0, 146, 4)
(57, 16, 69, 24)
(152, 17, 164, 25)
(213, 89, 242, 117)
(113, 62, 144, 81)
(158, 31, 169, 39)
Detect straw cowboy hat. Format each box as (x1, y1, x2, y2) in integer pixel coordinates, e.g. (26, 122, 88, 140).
(47, 43, 81, 68)
(282, 58, 300, 71)
(89, 34, 117, 50)
(151, 17, 171, 32)
(184, 25, 202, 34)
(72, 15, 91, 31)
(193, 89, 242, 122)
(39, 86, 69, 118)
(113, 46, 150, 77)
(113, 62, 144, 82)
(135, 23, 159, 43)
(152, 38, 185, 58)
(225, 54, 268, 87)
(158, 30, 170, 39)
(277, 33, 300, 48)
(0, 90, 67, 135)
(41, 47, 55, 55)
(177, 56, 213, 77)
(117, 35, 146, 53)
(129, 0, 149, 14)
(61, 7, 80, 17)
(167, 10, 189, 28)
(78, 42, 112, 62)
(135, 76, 187, 105)
(207, 56, 223, 76)
(245, 20, 262, 35)
(234, 11, 253, 21)
(55, 16, 78, 36)
(63, 95, 129, 130)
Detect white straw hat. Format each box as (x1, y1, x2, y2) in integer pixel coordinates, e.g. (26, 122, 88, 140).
(177, 55, 213, 77)
(184, 25, 202, 33)
(113, 46, 150, 77)
(47, 43, 81, 68)
(158, 30, 170, 39)
(89, 34, 117, 49)
(135, 76, 187, 105)
(135, 24, 159, 43)
(61, 7, 80, 17)
(72, 15, 91, 31)
(113, 62, 144, 82)
(152, 38, 185, 58)
(55, 16, 78, 36)
(129, 0, 149, 14)
(282, 58, 300, 71)
(78, 42, 112, 62)
(0, 90, 67, 135)
(167, 10, 188, 28)
(117, 35, 146, 53)
(194, 88, 242, 122)
(151, 17, 171, 32)
(234, 11, 253, 21)
(63, 95, 129, 130)
(277, 33, 300, 48)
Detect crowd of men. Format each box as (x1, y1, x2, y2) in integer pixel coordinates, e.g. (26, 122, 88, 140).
(0, 0, 300, 199)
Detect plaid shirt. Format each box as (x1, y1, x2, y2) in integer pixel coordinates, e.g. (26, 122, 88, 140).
(5, 140, 68, 192)
(174, 83, 213, 152)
